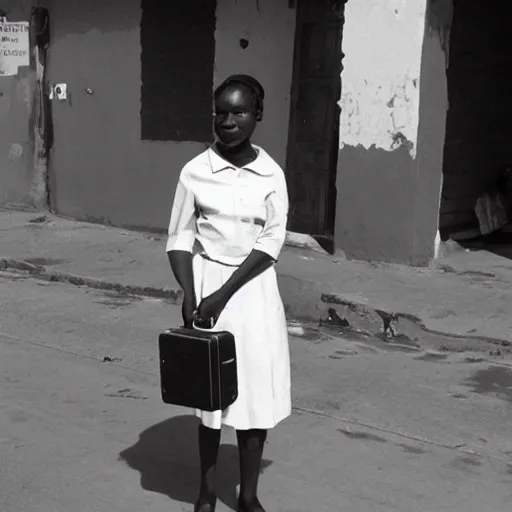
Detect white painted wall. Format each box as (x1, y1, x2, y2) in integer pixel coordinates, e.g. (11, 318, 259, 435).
(214, 0, 296, 168)
(339, 0, 428, 158)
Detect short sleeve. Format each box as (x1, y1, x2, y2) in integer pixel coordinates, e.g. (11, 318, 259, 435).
(166, 174, 197, 253)
(254, 169, 289, 260)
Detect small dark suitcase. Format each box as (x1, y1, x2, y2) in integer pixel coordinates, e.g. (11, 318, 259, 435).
(158, 327, 238, 412)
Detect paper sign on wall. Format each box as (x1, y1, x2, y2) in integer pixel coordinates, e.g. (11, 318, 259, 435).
(0, 17, 30, 76)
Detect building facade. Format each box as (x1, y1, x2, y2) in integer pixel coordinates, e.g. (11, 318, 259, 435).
(0, 0, 41, 210)
(4, 0, 498, 266)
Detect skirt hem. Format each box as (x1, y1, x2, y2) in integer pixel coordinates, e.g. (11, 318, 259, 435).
(195, 408, 292, 431)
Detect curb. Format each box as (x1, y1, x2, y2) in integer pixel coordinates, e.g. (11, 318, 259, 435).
(284, 231, 329, 254)
(2, 256, 510, 347)
(0, 257, 182, 302)
(322, 292, 422, 324)
(1, 256, 390, 335)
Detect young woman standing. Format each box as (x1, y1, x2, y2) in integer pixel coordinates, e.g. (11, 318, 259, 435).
(166, 75, 291, 512)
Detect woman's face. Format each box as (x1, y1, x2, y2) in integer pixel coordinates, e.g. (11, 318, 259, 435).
(214, 84, 258, 149)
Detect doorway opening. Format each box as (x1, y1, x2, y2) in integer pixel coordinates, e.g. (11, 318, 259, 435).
(285, 0, 346, 253)
(438, 0, 512, 260)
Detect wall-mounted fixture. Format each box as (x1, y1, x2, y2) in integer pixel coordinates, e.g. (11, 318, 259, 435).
(49, 83, 68, 101)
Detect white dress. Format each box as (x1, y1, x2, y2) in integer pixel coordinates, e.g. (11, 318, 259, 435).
(166, 145, 291, 430)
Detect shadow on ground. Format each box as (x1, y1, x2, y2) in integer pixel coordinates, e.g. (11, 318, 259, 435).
(118, 415, 272, 511)
(459, 231, 512, 261)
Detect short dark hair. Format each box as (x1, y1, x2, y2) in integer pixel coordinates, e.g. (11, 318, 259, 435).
(214, 74, 265, 113)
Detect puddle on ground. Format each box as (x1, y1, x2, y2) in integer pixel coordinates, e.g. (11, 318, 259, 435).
(290, 320, 423, 355)
(463, 365, 512, 403)
(287, 323, 331, 343)
(377, 332, 420, 346)
(312, 322, 372, 342)
(23, 257, 69, 266)
(382, 315, 512, 356)
(370, 335, 420, 354)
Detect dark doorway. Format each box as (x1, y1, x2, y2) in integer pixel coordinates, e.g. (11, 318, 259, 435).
(439, 0, 512, 242)
(285, 0, 345, 242)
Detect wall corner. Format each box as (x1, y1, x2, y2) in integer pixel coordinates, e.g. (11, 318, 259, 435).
(411, 0, 453, 265)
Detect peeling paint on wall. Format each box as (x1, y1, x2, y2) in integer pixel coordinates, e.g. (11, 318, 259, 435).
(339, 0, 427, 158)
(334, 0, 450, 265)
(7, 142, 23, 160)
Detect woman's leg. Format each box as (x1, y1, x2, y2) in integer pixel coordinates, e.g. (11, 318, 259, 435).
(236, 429, 268, 512)
(196, 424, 222, 512)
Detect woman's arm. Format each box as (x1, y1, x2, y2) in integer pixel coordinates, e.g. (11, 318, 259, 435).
(166, 173, 198, 326)
(168, 250, 197, 327)
(195, 250, 275, 325)
(219, 249, 274, 299)
(168, 250, 196, 302)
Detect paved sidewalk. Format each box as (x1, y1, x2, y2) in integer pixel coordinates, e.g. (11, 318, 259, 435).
(1, 210, 512, 343)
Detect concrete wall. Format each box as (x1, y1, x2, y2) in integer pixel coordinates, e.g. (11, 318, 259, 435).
(45, 0, 205, 231)
(214, 0, 296, 169)
(335, 0, 450, 265)
(44, 0, 294, 232)
(0, 0, 36, 210)
(414, 0, 452, 259)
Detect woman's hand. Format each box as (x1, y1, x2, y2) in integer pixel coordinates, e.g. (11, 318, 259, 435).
(194, 289, 229, 327)
(182, 294, 197, 328)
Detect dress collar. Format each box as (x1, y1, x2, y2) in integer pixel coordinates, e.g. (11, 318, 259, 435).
(207, 145, 274, 176)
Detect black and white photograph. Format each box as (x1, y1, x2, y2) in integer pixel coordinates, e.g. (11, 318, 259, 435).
(1, 1, 512, 511)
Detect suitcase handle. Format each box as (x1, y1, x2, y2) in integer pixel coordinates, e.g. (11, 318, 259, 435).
(192, 311, 216, 330)
(192, 321, 214, 331)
